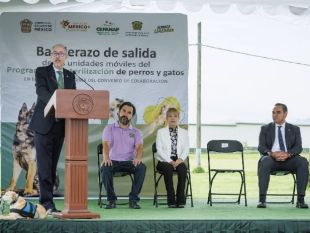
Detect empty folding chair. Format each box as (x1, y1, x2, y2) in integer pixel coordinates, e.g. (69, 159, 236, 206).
(207, 140, 247, 206)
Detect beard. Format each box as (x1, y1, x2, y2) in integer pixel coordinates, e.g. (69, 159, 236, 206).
(119, 115, 130, 125)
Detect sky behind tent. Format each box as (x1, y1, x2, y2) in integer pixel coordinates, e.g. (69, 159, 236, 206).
(187, 6, 310, 124)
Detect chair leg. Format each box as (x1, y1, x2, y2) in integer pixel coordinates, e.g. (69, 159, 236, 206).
(99, 183, 103, 208)
(291, 174, 297, 204)
(153, 190, 158, 207)
(97, 162, 102, 207)
(98, 182, 103, 208)
(186, 173, 194, 207)
(243, 173, 247, 207)
(98, 189, 101, 206)
(239, 171, 247, 206)
(154, 179, 160, 207)
(237, 172, 243, 204)
(207, 192, 211, 205)
(189, 183, 194, 207)
(208, 191, 212, 206)
(208, 172, 218, 206)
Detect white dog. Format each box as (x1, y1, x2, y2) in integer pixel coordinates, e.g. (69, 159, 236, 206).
(0, 191, 47, 219)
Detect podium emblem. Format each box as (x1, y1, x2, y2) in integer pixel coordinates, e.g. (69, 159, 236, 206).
(72, 94, 94, 115)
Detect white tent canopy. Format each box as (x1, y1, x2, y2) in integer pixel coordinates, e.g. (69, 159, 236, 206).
(1, 0, 310, 15)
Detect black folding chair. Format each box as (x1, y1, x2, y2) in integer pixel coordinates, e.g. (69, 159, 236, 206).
(97, 143, 134, 208)
(266, 170, 296, 204)
(152, 142, 193, 207)
(207, 140, 247, 206)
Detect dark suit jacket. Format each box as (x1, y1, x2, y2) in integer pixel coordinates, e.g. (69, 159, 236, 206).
(29, 63, 76, 134)
(258, 122, 302, 157)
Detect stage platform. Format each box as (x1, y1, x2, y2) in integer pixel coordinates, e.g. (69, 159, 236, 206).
(1, 199, 310, 233)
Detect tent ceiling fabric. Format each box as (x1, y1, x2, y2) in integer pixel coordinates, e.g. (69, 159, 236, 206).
(1, 0, 310, 14)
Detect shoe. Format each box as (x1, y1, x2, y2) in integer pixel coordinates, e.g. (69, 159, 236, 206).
(105, 201, 116, 209)
(47, 208, 61, 215)
(129, 200, 141, 209)
(52, 208, 61, 213)
(257, 202, 266, 208)
(168, 204, 177, 208)
(296, 201, 309, 209)
(177, 204, 184, 208)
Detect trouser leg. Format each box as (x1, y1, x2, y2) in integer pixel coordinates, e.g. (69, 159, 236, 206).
(258, 156, 274, 202)
(101, 165, 116, 201)
(35, 122, 64, 210)
(129, 163, 146, 201)
(175, 162, 187, 205)
(109, 161, 146, 202)
(281, 156, 309, 197)
(157, 161, 175, 205)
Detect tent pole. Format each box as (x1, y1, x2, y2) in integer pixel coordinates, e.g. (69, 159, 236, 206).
(196, 22, 202, 168)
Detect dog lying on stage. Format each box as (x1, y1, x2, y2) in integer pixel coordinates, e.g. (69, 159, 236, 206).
(6, 103, 38, 196)
(0, 191, 47, 219)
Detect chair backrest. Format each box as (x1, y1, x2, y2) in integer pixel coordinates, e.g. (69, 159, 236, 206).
(152, 142, 157, 173)
(207, 140, 244, 171)
(97, 143, 103, 155)
(97, 143, 103, 170)
(152, 142, 157, 153)
(207, 140, 243, 153)
(97, 143, 103, 187)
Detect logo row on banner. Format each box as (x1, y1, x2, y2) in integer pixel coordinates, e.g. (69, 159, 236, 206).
(20, 18, 175, 36)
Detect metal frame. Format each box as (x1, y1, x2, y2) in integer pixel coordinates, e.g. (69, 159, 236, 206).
(207, 140, 247, 206)
(152, 142, 194, 207)
(96, 143, 134, 208)
(266, 171, 296, 204)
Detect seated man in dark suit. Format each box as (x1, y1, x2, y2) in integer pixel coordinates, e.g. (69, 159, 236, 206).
(257, 103, 309, 208)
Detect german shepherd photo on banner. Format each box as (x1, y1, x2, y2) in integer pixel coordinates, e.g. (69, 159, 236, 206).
(6, 103, 59, 196)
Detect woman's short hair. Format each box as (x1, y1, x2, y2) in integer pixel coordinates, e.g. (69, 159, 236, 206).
(166, 107, 179, 117)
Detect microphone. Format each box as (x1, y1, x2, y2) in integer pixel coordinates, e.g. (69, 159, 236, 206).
(72, 71, 95, 90)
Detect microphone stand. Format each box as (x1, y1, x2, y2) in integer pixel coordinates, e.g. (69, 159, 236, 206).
(72, 71, 95, 90)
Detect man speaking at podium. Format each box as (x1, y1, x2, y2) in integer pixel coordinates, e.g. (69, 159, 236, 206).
(29, 44, 76, 214)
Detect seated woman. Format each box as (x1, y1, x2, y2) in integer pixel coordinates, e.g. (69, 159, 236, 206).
(155, 107, 189, 208)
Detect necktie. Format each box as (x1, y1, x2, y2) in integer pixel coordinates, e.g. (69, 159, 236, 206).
(56, 71, 64, 89)
(278, 126, 285, 152)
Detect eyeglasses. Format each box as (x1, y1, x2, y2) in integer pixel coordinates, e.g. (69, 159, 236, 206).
(51, 52, 66, 57)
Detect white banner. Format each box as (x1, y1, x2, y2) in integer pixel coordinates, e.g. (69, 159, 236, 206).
(0, 12, 188, 125)
(0, 12, 188, 194)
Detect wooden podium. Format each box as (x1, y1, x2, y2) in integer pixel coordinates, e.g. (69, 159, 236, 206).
(44, 89, 109, 219)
